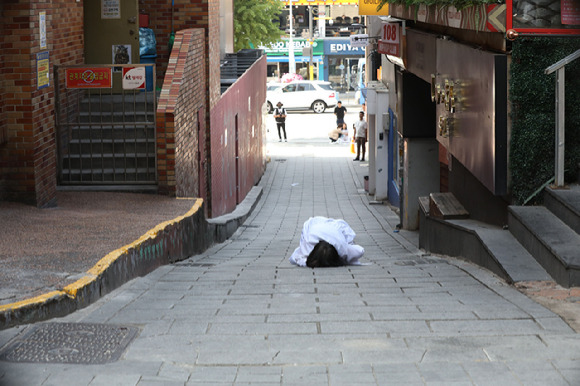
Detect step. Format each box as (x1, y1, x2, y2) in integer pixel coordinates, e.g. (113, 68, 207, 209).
(70, 125, 154, 141)
(429, 192, 469, 219)
(508, 205, 580, 287)
(61, 153, 155, 170)
(78, 111, 154, 124)
(79, 94, 156, 114)
(68, 138, 155, 154)
(60, 168, 156, 183)
(544, 185, 580, 234)
(467, 223, 552, 283)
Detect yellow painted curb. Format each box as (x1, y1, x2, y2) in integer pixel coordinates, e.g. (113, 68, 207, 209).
(0, 198, 204, 315)
(0, 291, 65, 313)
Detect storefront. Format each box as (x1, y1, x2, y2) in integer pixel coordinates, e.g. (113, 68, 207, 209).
(322, 38, 364, 91)
(263, 38, 324, 81)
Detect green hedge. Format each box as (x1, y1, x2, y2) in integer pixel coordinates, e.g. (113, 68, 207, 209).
(510, 37, 580, 204)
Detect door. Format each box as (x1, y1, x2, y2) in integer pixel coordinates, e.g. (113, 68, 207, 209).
(84, 0, 139, 91)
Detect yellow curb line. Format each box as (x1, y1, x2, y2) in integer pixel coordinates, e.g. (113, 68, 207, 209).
(0, 198, 203, 314)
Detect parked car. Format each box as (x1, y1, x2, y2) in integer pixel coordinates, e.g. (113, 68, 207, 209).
(267, 81, 339, 114)
(267, 82, 283, 92)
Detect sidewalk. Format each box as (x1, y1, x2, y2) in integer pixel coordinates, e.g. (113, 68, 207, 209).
(0, 192, 197, 307)
(1, 135, 579, 385)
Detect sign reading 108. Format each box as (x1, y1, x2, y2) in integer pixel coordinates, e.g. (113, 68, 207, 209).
(381, 23, 399, 44)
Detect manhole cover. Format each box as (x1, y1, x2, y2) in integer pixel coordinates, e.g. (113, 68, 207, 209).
(0, 322, 139, 364)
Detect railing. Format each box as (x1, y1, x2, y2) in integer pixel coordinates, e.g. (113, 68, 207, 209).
(54, 64, 158, 187)
(545, 49, 580, 187)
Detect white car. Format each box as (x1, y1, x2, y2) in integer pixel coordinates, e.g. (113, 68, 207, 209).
(267, 81, 339, 114)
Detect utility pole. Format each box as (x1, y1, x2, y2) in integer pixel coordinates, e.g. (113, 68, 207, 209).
(288, 0, 296, 74)
(309, 6, 313, 80)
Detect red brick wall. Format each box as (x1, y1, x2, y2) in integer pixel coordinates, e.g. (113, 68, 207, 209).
(210, 56, 267, 217)
(141, 0, 221, 214)
(157, 29, 207, 200)
(0, 1, 83, 207)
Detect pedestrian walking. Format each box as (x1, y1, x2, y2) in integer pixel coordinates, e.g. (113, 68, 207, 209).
(273, 102, 287, 142)
(333, 101, 347, 130)
(289, 216, 365, 268)
(353, 110, 368, 161)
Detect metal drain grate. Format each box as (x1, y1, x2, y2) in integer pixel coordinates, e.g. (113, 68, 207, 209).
(174, 261, 215, 267)
(394, 257, 446, 266)
(0, 322, 139, 364)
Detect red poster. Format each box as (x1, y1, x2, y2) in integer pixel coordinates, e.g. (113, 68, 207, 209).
(562, 0, 580, 25)
(65, 68, 112, 89)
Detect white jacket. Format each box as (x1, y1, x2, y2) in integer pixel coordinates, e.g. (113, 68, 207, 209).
(289, 217, 365, 267)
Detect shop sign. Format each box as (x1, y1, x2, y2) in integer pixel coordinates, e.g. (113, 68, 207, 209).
(263, 39, 313, 55)
(350, 34, 369, 47)
(122, 67, 146, 89)
(66, 67, 112, 89)
(358, 0, 389, 16)
(324, 39, 364, 55)
(377, 22, 400, 57)
(562, 0, 580, 24)
(282, 0, 358, 5)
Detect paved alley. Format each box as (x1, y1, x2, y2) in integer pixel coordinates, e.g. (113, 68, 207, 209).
(1, 121, 579, 385)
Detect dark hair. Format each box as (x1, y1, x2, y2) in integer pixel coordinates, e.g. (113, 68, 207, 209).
(306, 240, 344, 268)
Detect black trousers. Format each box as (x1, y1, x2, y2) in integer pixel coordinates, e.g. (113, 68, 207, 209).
(356, 137, 366, 160)
(276, 122, 287, 140)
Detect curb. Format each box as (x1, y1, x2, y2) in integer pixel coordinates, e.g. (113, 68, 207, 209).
(0, 187, 263, 330)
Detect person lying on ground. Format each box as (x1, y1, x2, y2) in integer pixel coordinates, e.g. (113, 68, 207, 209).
(289, 217, 365, 268)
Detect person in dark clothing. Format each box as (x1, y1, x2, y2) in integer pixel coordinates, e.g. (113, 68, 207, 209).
(333, 101, 347, 130)
(273, 101, 287, 142)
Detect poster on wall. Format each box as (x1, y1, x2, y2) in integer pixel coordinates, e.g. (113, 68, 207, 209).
(65, 68, 112, 88)
(37, 51, 50, 90)
(112, 44, 131, 72)
(122, 67, 146, 90)
(562, 0, 580, 25)
(101, 0, 121, 19)
(39, 12, 47, 49)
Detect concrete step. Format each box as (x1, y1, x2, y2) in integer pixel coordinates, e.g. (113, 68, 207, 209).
(78, 111, 154, 123)
(419, 202, 551, 284)
(60, 167, 156, 183)
(68, 138, 155, 155)
(439, 219, 551, 283)
(62, 153, 155, 170)
(71, 125, 154, 141)
(79, 93, 156, 114)
(508, 205, 580, 288)
(544, 185, 580, 234)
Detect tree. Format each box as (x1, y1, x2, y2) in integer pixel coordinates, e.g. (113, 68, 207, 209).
(234, 0, 283, 52)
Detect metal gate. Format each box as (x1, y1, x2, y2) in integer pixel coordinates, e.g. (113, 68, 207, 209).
(54, 64, 157, 187)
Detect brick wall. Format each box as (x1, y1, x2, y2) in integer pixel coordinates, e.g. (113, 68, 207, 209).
(141, 0, 222, 215)
(157, 29, 207, 201)
(210, 56, 267, 217)
(0, 1, 84, 207)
